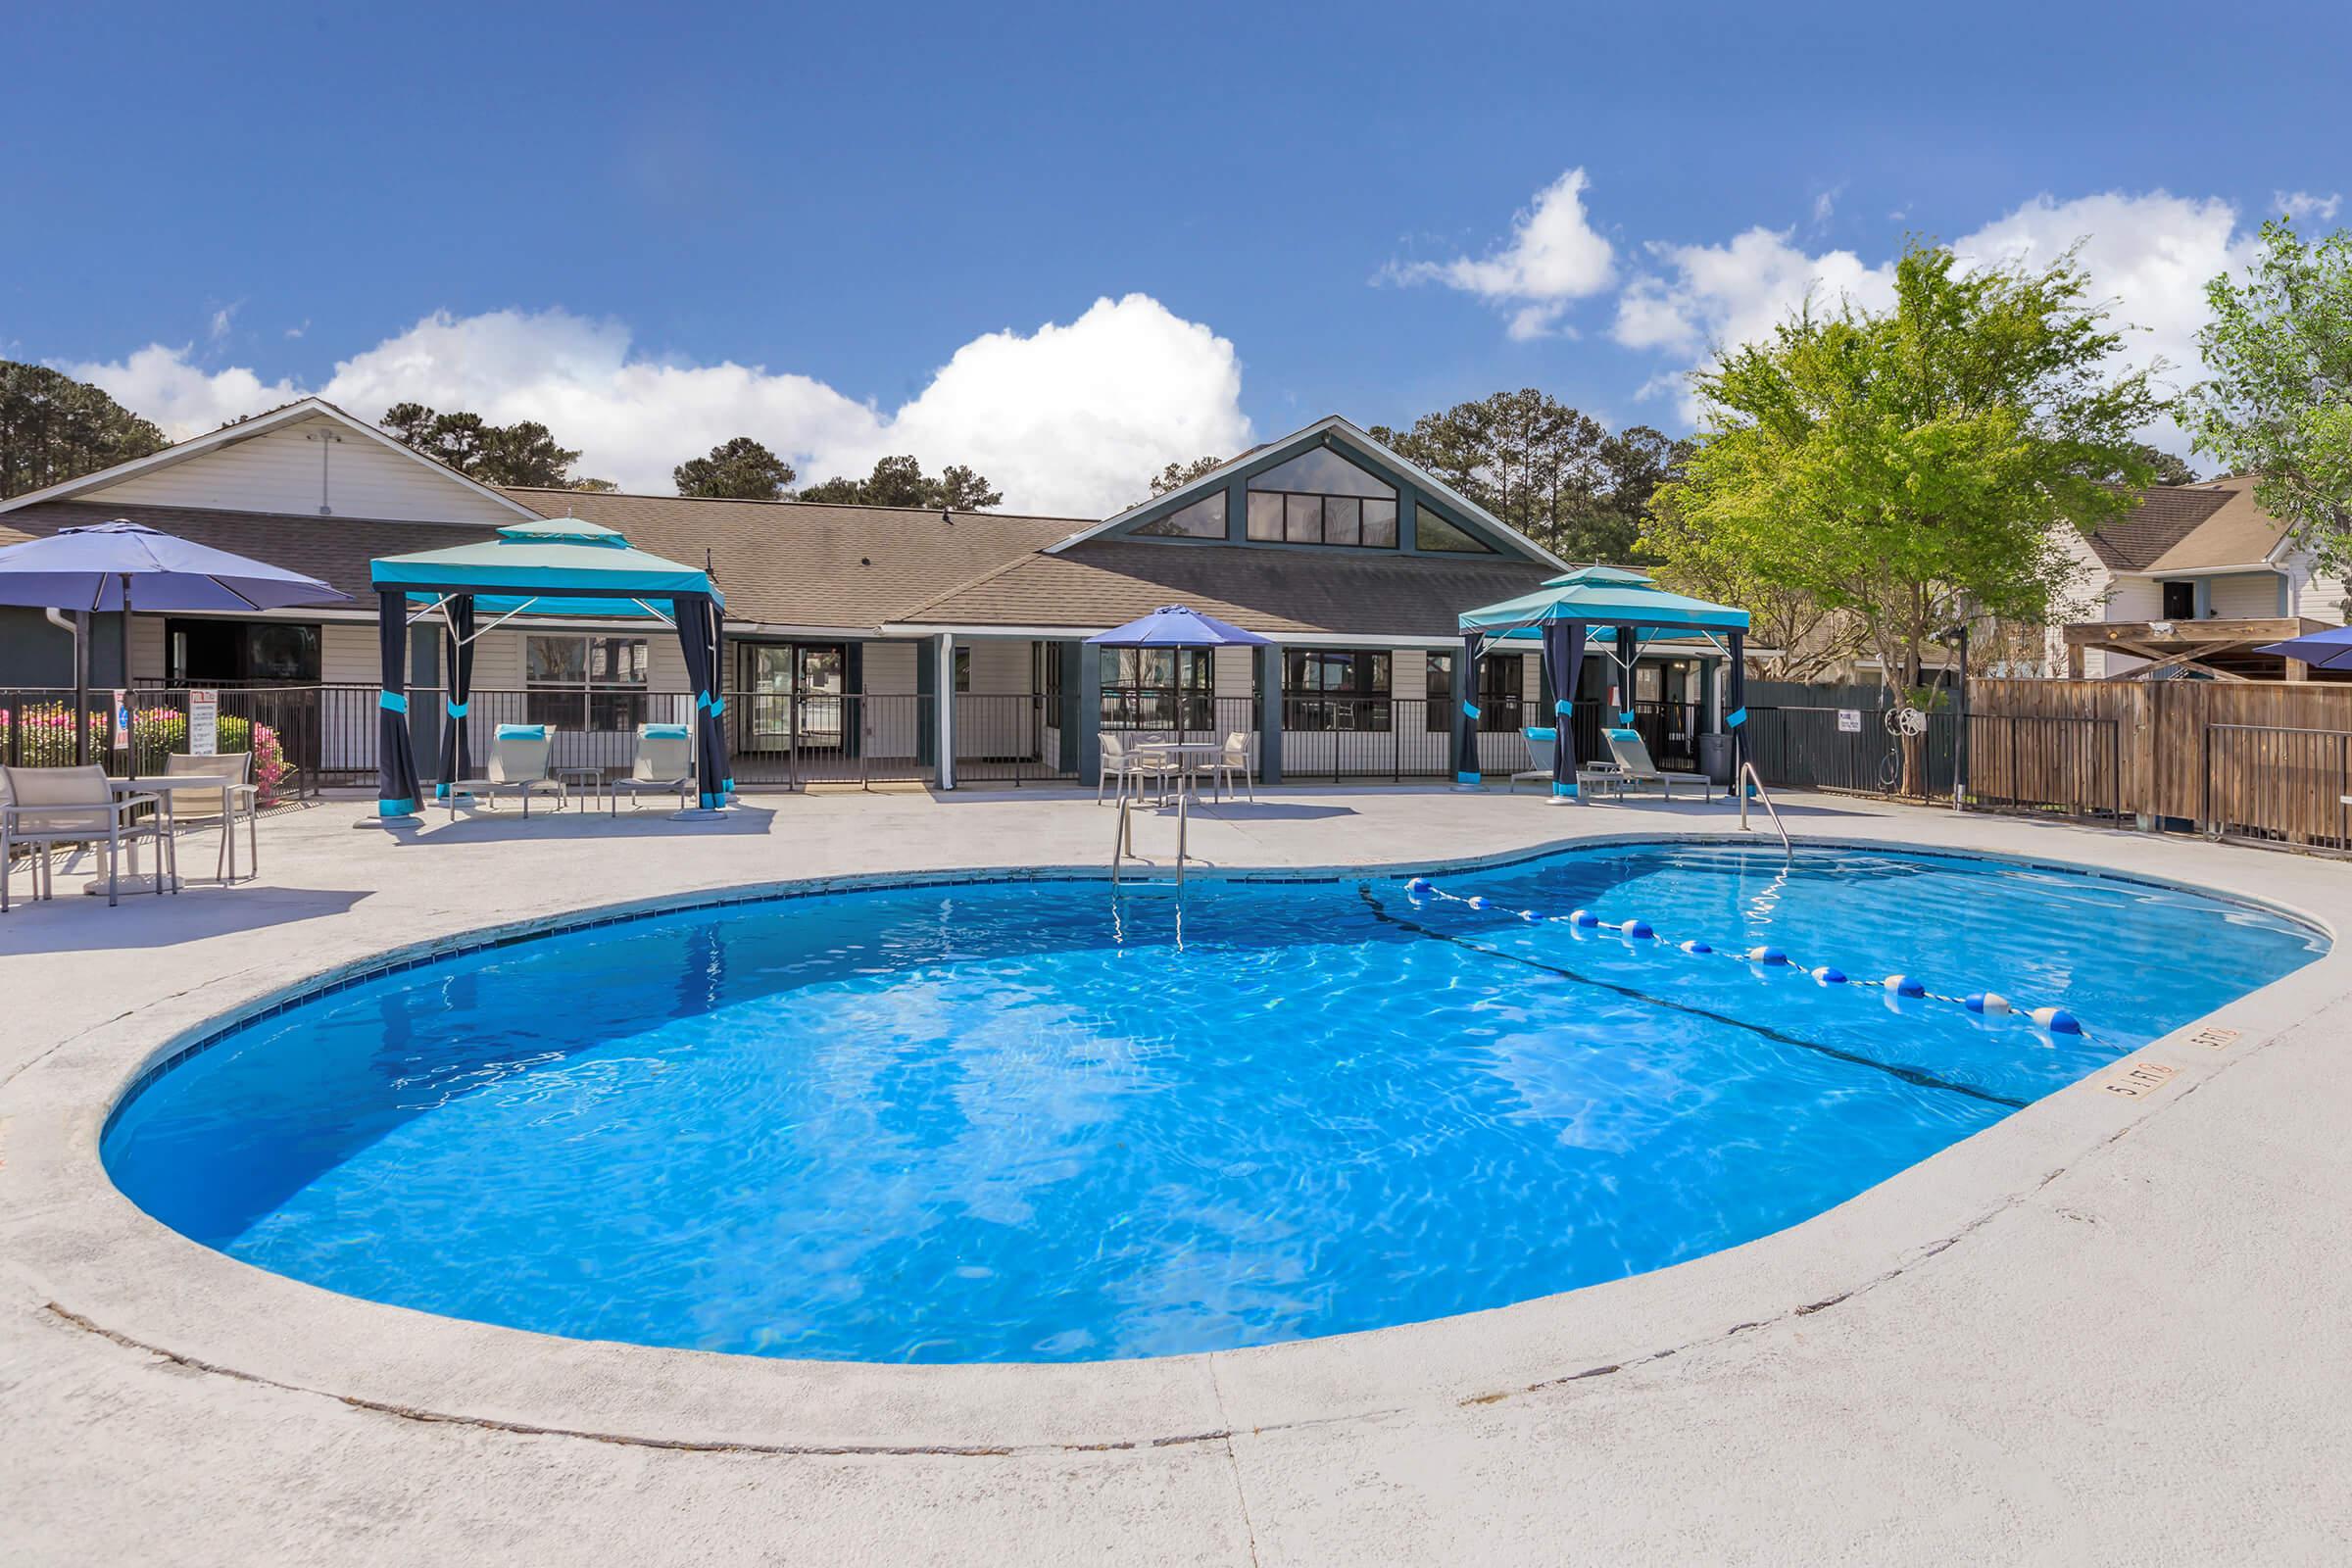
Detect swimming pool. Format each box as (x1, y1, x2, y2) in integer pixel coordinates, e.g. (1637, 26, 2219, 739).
(103, 842, 2322, 1365)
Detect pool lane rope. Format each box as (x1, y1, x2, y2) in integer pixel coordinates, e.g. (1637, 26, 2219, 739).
(1404, 876, 2085, 1038)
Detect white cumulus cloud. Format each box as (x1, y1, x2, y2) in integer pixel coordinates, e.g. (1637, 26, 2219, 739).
(66, 295, 1251, 518)
(1393, 168, 1616, 340)
(2276, 189, 2341, 222)
(1610, 188, 2263, 450)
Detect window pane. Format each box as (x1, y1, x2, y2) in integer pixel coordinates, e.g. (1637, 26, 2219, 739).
(247, 624, 320, 682)
(1285, 494, 1321, 543)
(588, 637, 648, 684)
(1248, 492, 1285, 541)
(1246, 446, 1396, 499)
(1133, 492, 1226, 539)
(1323, 496, 1361, 546)
(1361, 498, 1398, 548)
(526, 635, 585, 683)
(1415, 505, 1494, 554)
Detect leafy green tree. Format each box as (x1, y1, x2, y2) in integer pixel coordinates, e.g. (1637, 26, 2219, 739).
(1649, 243, 2163, 785)
(380, 403, 593, 489)
(2126, 443, 2199, 487)
(0, 361, 168, 498)
(1370, 389, 1677, 562)
(796, 454, 1003, 510)
(1148, 456, 1223, 497)
(675, 436, 797, 500)
(2183, 218, 2352, 569)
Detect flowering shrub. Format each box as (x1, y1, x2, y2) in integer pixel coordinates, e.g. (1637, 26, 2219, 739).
(0, 704, 291, 805)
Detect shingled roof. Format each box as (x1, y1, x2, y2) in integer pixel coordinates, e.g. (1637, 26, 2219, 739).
(895, 539, 1558, 639)
(498, 489, 1081, 629)
(0, 491, 1081, 632)
(2082, 477, 2283, 572)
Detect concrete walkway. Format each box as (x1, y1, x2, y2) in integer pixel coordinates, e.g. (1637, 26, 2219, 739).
(3, 786, 2347, 1565)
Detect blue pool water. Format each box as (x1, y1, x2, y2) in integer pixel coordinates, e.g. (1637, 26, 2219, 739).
(104, 843, 2322, 1364)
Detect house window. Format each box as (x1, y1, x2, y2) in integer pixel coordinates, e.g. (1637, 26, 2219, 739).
(1478, 654, 1524, 732)
(1283, 649, 1392, 732)
(526, 634, 648, 731)
(1100, 647, 1213, 731)
(1415, 505, 1494, 554)
(954, 647, 971, 693)
(1132, 491, 1227, 539)
(1425, 651, 1455, 731)
(2160, 580, 2195, 619)
(165, 618, 321, 684)
(1244, 446, 1400, 549)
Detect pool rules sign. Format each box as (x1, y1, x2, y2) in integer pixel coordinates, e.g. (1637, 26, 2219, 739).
(189, 689, 219, 756)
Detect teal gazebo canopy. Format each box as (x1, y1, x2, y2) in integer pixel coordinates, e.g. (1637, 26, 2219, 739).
(370, 516, 722, 617)
(1460, 564, 1749, 641)
(1452, 565, 1752, 800)
(367, 517, 733, 819)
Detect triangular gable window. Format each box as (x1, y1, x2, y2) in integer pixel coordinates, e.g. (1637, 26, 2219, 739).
(1244, 445, 1399, 549)
(1415, 504, 1494, 554)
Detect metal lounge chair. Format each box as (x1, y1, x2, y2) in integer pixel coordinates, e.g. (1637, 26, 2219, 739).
(1, 763, 172, 909)
(1509, 728, 1557, 793)
(611, 723, 695, 812)
(162, 751, 260, 882)
(1600, 726, 1710, 799)
(452, 724, 564, 816)
(1098, 731, 1172, 806)
(1207, 730, 1254, 803)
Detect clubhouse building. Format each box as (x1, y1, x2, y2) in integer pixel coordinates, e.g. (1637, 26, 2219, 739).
(0, 398, 1730, 788)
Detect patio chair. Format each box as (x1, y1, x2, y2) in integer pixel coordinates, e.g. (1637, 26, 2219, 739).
(162, 752, 260, 882)
(1207, 731, 1254, 803)
(453, 724, 565, 816)
(1599, 726, 1710, 800)
(1509, 728, 1557, 794)
(1098, 732, 1172, 806)
(1, 763, 172, 910)
(611, 723, 696, 811)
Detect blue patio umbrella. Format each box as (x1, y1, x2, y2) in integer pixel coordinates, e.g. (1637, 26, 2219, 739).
(1085, 604, 1271, 649)
(2256, 625, 2352, 671)
(0, 519, 348, 763)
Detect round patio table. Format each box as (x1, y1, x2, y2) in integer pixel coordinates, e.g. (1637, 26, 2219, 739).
(86, 772, 263, 895)
(1127, 740, 1234, 803)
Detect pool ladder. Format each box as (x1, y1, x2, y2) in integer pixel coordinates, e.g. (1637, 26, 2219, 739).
(1110, 782, 1189, 887)
(1737, 761, 1792, 859)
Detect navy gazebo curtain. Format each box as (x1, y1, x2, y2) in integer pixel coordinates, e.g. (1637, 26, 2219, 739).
(375, 589, 422, 817)
(437, 594, 476, 802)
(1727, 629, 1747, 794)
(675, 591, 733, 808)
(1452, 630, 1484, 784)
(1542, 620, 1587, 798)
(378, 588, 734, 818)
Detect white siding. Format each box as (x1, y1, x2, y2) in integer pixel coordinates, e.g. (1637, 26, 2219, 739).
(959, 637, 1032, 695)
(2208, 571, 2282, 618)
(87, 414, 521, 525)
(862, 640, 923, 760)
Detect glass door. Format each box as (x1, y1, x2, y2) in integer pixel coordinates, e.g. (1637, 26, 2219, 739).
(740, 645, 794, 750)
(796, 644, 845, 752)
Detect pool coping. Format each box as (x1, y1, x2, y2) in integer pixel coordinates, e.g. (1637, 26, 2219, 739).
(5, 816, 2347, 1456)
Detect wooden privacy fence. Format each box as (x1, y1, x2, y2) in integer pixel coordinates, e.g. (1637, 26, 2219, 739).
(1968, 678, 2352, 853)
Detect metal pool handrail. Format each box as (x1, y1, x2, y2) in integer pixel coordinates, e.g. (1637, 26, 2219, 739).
(1110, 783, 1189, 885)
(1738, 760, 1791, 859)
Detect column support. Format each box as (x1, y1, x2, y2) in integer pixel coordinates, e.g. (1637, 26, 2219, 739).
(935, 632, 956, 790)
(1255, 642, 1283, 785)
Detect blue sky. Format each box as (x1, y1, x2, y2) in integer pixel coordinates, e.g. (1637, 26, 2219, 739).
(7, 1, 2347, 513)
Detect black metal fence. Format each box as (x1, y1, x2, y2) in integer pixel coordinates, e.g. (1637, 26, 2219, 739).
(1740, 702, 1958, 800)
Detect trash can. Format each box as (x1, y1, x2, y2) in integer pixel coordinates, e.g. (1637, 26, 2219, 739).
(1698, 731, 1733, 784)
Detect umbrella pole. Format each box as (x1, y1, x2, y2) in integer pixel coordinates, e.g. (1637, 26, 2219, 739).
(74, 610, 89, 768)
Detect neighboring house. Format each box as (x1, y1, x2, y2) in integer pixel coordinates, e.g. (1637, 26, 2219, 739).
(2047, 475, 2352, 680)
(0, 399, 1734, 786)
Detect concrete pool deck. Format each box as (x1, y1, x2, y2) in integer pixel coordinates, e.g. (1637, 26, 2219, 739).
(3, 786, 2347, 1565)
